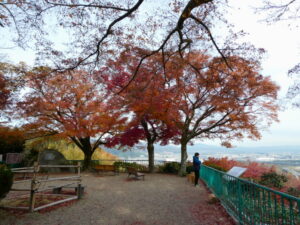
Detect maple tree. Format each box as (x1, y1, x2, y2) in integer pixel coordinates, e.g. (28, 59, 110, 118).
(17, 68, 126, 169)
(167, 53, 279, 175)
(104, 51, 180, 172)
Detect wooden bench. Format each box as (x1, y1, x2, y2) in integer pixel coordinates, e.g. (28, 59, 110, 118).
(93, 165, 118, 175)
(127, 167, 145, 180)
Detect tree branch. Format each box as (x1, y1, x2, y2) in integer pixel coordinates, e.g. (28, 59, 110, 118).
(189, 14, 232, 70)
(44, 0, 130, 11)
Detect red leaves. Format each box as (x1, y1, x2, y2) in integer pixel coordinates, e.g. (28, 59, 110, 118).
(103, 52, 182, 148)
(203, 157, 275, 181)
(106, 126, 145, 147)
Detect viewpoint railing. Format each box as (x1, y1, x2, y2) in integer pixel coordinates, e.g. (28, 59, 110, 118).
(200, 165, 300, 225)
(69, 159, 168, 167)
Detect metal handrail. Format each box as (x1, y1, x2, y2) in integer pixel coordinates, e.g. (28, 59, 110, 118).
(200, 165, 300, 225)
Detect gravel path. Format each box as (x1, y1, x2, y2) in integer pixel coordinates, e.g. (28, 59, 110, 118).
(0, 173, 236, 225)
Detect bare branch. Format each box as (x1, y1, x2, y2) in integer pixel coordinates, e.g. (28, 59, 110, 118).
(62, 0, 145, 71)
(0, 2, 22, 42)
(44, 0, 130, 11)
(189, 14, 232, 70)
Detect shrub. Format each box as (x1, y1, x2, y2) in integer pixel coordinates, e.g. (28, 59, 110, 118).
(158, 162, 180, 174)
(186, 165, 194, 174)
(283, 173, 300, 190)
(259, 171, 288, 189)
(203, 162, 227, 172)
(241, 162, 274, 181)
(0, 164, 13, 200)
(203, 157, 237, 172)
(286, 187, 300, 197)
(202, 158, 275, 181)
(113, 161, 147, 172)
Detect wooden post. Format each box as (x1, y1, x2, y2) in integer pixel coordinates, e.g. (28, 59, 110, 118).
(77, 183, 82, 199)
(77, 162, 82, 199)
(77, 162, 81, 177)
(29, 162, 38, 212)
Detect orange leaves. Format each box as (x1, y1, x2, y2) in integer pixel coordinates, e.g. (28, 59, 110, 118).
(20, 69, 125, 141)
(162, 52, 280, 147)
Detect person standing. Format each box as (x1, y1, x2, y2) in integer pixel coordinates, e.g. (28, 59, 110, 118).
(193, 152, 201, 186)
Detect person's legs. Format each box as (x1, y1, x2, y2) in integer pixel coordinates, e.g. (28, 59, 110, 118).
(194, 170, 199, 186)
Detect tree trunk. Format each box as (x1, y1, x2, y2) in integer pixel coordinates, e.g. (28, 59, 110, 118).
(179, 141, 188, 176)
(147, 142, 155, 173)
(83, 150, 93, 171)
(70, 136, 94, 171)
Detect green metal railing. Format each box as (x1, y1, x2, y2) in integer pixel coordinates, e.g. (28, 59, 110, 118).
(200, 165, 300, 225)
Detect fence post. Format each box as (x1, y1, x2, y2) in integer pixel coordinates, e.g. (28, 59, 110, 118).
(237, 180, 243, 223)
(77, 183, 82, 199)
(77, 162, 82, 199)
(77, 161, 81, 177)
(29, 162, 38, 212)
(297, 199, 300, 225)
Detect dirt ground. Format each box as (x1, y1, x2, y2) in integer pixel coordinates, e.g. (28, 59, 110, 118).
(0, 173, 236, 225)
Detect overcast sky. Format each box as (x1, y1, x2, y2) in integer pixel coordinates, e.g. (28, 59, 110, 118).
(211, 0, 300, 147)
(2, 0, 300, 147)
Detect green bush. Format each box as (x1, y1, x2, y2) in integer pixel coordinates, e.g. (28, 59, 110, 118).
(287, 187, 300, 197)
(259, 171, 288, 189)
(158, 162, 180, 174)
(186, 165, 194, 174)
(0, 164, 13, 200)
(113, 161, 147, 172)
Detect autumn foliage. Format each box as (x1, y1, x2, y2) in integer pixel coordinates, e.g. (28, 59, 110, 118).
(202, 157, 300, 196)
(101, 50, 279, 175)
(1, 0, 283, 177)
(103, 51, 181, 172)
(0, 126, 25, 155)
(158, 53, 280, 175)
(12, 48, 279, 173)
(18, 68, 126, 169)
(203, 157, 275, 181)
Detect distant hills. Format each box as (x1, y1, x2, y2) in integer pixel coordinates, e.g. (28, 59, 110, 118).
(104, 143, 300, 161)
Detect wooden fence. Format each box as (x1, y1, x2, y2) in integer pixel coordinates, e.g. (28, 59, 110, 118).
(2, 162, 82, 212)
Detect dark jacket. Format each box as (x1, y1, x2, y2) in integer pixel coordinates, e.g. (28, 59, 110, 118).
(193, 156, 201, 171)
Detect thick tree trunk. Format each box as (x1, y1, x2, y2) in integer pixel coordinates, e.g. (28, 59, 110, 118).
(140, 118, 157, 173)
(147, 142, 155, 173)
(179, 141, 188, 176)
(70, 136, 94, 171)
(83, 150, 93, 171)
